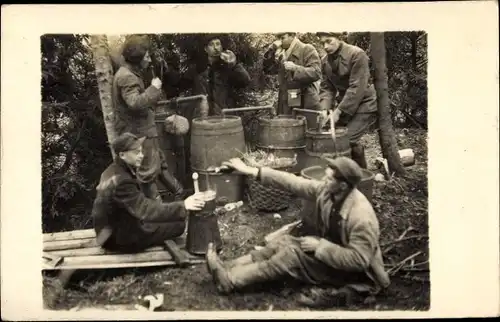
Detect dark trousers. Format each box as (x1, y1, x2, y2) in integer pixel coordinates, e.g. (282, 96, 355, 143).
(103, 221, 186, 253)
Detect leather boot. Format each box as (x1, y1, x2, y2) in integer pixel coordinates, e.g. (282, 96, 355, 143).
(159, 169, 185, 201)
(350, 143, 368, 169)
(206, 243, 279, 294)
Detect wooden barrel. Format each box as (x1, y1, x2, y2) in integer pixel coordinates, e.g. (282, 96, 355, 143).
(190, 116, 246, 172)
(256, 115, 307, 173)
(196, 171, 244, 204)
(303, 127, 352, 168)
(300, 165, 375, 203)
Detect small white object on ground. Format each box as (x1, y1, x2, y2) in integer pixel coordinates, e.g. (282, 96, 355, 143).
(374, 173, 385, 182)
(273, 213, 282, 219)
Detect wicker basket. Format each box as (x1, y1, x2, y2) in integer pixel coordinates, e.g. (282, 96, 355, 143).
(247, 172, 294, 212)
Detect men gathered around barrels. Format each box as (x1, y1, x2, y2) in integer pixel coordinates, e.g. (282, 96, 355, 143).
(91, 132, 207, 252)
(112, 34, 187, 201)
(191, 34, 252, 116)
(263, 32, 322, 115)
(205, 156, 390, 306)
(317, 32, 378, 169)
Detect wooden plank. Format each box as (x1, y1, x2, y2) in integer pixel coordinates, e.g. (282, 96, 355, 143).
(48, 245, 165, 257)
(47, 245, 202, 261)
(61, 250, 176, 267)
(43, 237, 98, 251)
(43, 258, 205, 271)
(164, 240, 190, 267)
(42, 253, 63, 268)
(43, 229, 96, 242)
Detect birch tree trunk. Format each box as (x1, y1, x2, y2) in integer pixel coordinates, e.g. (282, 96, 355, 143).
(370, 32, 406, 177)
(90, 34, 117, 159)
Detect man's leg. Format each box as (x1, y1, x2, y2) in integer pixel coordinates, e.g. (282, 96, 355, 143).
(206, 240, 304, 294)
(137, 137, 163, 199)
(104, 221, 187, 253)
(339, 112, 377, 169)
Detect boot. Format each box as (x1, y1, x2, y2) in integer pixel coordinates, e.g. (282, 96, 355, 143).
(159, 169, 185, 201)
(206, 243, 272, 294)
(350, 143, 368, 169)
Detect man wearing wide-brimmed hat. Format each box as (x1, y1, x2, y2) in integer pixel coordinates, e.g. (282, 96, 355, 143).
(91, 132, 207, 252)
(316, 32, 378, 169)
(204, 156, 390, 306)
(112, 34, 187, 202)
(191, 34, 252, 116)
(263, 32, 322, 115)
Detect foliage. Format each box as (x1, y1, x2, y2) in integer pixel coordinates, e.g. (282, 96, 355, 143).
(41, 32, 428, 232)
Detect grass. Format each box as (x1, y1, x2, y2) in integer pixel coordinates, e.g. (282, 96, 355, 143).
(43, 127, 429, 312)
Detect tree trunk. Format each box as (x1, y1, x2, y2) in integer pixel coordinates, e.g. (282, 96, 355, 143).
(90, 35, 117, 159)
(370, 32, 406, 177)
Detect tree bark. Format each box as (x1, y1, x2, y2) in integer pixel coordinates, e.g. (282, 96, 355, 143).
(370, 32, 406, 177)
(90, 35, 117, 159)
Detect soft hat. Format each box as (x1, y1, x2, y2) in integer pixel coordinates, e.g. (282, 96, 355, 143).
(164, 114, 190, 136)
(111, 132, 146, 153)
(324, 156, 363, 187)
(121, 34, 150, 64)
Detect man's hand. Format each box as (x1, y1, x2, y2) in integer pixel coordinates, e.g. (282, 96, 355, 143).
(331, 108, 342, 123)
(221, 158, 258, 177)
(299, 236, 321, 253)
(272, 40, 282, 49)
(317, 110, 330, 129)
(184, 192, 206, 211)
(151, 77, 162, 89)
(283, 61, 299, 72)
(220, 50, 237, 67)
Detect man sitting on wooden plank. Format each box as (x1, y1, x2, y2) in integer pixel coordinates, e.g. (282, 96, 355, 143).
(91, 132, 207, 253)
(205, 156, 390, 306)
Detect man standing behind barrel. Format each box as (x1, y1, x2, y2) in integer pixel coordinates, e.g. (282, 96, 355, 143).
(112, 34, 186, 201)
(191, 34, 252, 116)
(316, 32, 378, 169)
(263, 32, 322, 115)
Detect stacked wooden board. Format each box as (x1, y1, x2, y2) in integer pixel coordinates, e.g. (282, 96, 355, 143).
(42, 229, 205, 271)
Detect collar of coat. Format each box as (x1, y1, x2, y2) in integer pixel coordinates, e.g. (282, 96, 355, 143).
(123, 62, 144, 78)
(319, 184, 358, 220)
(338, 188, 357, 219)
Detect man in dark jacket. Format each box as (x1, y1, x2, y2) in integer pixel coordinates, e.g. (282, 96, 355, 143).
(112, 34, 185, 201)
(191, 35, 251, 116)
(263, 32, 322, 115)
(91, 132, 207, 252)
(317, 32, 378, 169)
(205, 156, 390, 304)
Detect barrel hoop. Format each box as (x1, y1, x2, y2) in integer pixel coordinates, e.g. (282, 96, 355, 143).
(256, 144, 306, 150)
(191, 129, 244, 136)
(305, 149, 351, 157)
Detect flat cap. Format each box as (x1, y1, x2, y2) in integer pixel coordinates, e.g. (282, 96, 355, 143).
(111, 132, 146, 154)
(324, 156, 363, 187)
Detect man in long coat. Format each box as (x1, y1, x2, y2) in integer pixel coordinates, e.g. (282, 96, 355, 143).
(205, 156, 390, 304)
(263, 32, 322, 115)
(317, 32, 378, 169)
(91, 132, 206, 252)
(191, 34, 252, 116)
(112, 35, 186, 200)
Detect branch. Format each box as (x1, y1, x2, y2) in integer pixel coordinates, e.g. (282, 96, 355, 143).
(53, 118, 87, 176)
(387, 251, 423, 276)
(381, 234, 428, 249)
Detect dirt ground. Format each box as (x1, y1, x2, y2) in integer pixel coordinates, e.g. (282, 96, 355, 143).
(43, 128, 429, 312)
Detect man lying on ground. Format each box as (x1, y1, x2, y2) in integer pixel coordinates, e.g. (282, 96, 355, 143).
(205, 156, 390, 306)
(91, 132, 206, 252)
